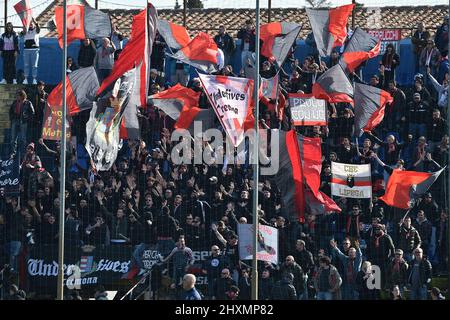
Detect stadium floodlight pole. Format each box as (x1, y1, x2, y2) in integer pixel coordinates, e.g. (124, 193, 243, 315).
(57, 0, 68, 301)
(251, 0, 260, 301)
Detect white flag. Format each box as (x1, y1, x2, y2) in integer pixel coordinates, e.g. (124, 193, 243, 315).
(331, 162, 372, 199)
(198, 74, 254, 147)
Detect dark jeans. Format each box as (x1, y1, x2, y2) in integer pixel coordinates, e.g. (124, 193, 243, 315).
(2, 50, 17, 82)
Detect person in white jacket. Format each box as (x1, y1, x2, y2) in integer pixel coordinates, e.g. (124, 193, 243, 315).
(427, 66, 448, 111)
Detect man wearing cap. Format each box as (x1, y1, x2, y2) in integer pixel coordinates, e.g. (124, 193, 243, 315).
(407, 247, 432, 300)
(407, 92, 430, 139)
(387, 249, 409, 295)
(149, 68, 164, 89)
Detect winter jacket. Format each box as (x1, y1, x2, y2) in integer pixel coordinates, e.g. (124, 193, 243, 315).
(313, 265, 342, 294)
(387, 258, 409, 287)
(398, 225, 422, 254)
(428, 72, 448, 109)
(407, 258, 432, 287)
(280, 262, 304, 294)
(332, 246, 362, 284)
(9, 100, 35, 123)
(271, 279, 297, 300)
(0, 31, 19, 52)
(214, 33, 236, 56)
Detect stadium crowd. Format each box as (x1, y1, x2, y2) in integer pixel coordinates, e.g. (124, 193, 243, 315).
(0, 14, 449, 301)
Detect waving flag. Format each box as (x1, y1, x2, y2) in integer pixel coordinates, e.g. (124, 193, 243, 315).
(167, 32, 218, 73)
(261, 75, 279, 100)
(380, 168, 445, 209)
(149, 84, 215, 132)
(55, 4, 112, 48)
(306, 4, 355, 57)
(312, 64, 354, 103)
(14, 0, 33, 29)
(86, 69, 136, 171)
(47, 66, 99, 116)
(260, 22, 302, 67)
(273, 130, 341, 222)
(98, 3, 157, 107)
(157, 20, 191, 50)
(354, 83, 393, 136)
(331, 162, 372, 198)
(339, 28, 381, 73)
(198, 74, 254, 146)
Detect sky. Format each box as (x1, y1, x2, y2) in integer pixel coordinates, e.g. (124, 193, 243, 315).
(0, 0, 447, 26)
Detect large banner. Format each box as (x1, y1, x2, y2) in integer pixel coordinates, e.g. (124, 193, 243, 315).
(0, 158, 20, 195)
(331, 162, 372, 199)
(42, 104, 71, 141)
(367, 29, 401, 55)
(27, 245, 133, 293)
(238, 224, 278, 264)
(199, 74, 254, 147)
(289, 93, 327, 126)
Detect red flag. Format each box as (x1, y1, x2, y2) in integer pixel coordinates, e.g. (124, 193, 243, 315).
(14, 0, 33, 29)
(54, 4, 111, 48)
(167, 32, 218, 73)
(380, 168, 445, 209)
(260, 22, 301, 66)
(340, 28, 381, 73)
(306, 4, 355, 57)
(312, 64, 353, 103)
(354, 83, 393, 135)
(157, 20, 191, 50)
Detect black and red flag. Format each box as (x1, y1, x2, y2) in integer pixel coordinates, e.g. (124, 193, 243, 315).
(339, 27, 381, 73)
(98, 2, 157, 107)
(273, 130, 341, 222)
(166, 32, 219, 73)
(306, 3, 355, 57)
(312, 64, 354, 103)
(47, 66, 99, 116)
(157, 20, 191, 50)
(260, 22, 302, 67)
(149, 84, 215, 132)
(379, 168, 445, 209)
(14, 0, 33, 29)
(353, 83, 393, 136)
(55, 4, 112, 48)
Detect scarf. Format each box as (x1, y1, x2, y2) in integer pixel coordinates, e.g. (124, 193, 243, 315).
(374, 230, 385, 248)
(393, 259, 401, 273)
(346, 215, 359, 235)
(384, 53, 394, 70)
(388, 143, 396, 153)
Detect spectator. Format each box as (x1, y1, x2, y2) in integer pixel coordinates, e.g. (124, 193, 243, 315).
(390, 284, 405, 300)
(0, 22, 19, 84)
(237, 20, 256, 73)
(434, 15, 449, 55)
(280, 255, 304, 299)
(202, 245, 230, 298)
(408, 247, 432, 300)
(398, 216, 422, 262)
(330, 239, 362, 300)
(419, 40, 440, 82)
(313, 256, 342, 300)
(212, 268, 237, 300)
(180, 274, 202, 300)
(161, 235, 195, 285)
(78, 38, 97, 68)
(407, 93, 430, 139)
(94, 38, 116, 82)
(386, 249, 409, 295)
(380, 44, 400, 86)
(412, 22, 430, 73)
(151, 31, 166, 73)
(20, 17, 40, 84)
(237, 269, 251, 300)
(66, 56, 78, 74)
(356, 261, 379, 300)
(271, 272, 297, 300)
(426, 67, 448, 113)
(214, 26, 236, 67)
(31, 81, 48, 143)
(427, 109, 447, 152)
(435, 210, 448, 274)
(258, 269, 274, 300)
(9, 89, 34, 154)
(150, 68, 165, 89)
(413, 210, 432, 255)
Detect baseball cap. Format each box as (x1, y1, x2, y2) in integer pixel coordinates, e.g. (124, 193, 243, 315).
(395, 249, 403, 255)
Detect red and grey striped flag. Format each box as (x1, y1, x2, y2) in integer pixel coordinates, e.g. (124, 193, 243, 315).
(339, 28, 381, 73)
(380, 168, 445, 209)
(47, 66, 99, 116)
(14, 0, 33, 29)
(273, 130, 341, 222)
(354, 83, 393, 136)
(167, 32, 219, 73)
(157, 20, 191, 50)
(149, 84, 215, 132)
(55, 4, 112, 48)
(306, 4, 355, 57)
(312, 64, 354, 103)
(260, 22, 302, 67)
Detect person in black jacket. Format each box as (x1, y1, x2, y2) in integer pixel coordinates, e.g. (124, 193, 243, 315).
(398, 216, 422, 263)
(380, 43, 400, 86)
(0, 22, 19, 84)
(271, 272, 297, 300)
(214, 26, 236, 67)
(427, 109, 448, 151)
(202, 245, 230, 298)
(280, 255, 304, 299)
(258, 269, 274, 300)
(408, 247, 432, 300)
(9, 89, 34, 154)
(407, 92, 430, 139)
(237, 20, 256, 73)
(212, 268, 237, 300)
(78, 38, 96, 68)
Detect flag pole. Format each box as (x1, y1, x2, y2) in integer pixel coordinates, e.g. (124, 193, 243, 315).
(57, 0, 68, 301)
(447, 0, 450, 294)
(251, 0, 260, 301)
